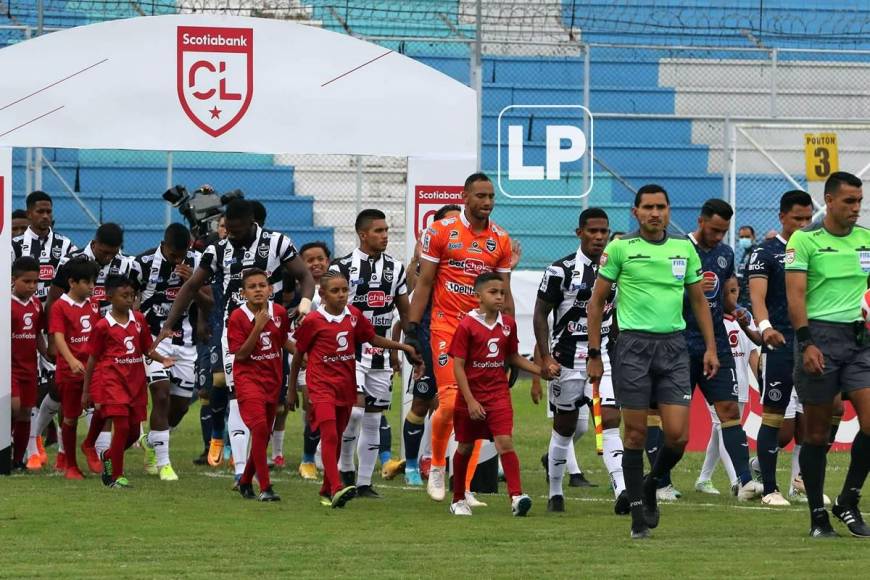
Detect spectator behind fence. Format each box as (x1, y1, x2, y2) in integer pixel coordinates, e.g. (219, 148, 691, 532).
(735, 225, 757, 307)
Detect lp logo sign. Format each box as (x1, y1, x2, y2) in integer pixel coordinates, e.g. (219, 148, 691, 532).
(497, 105, 593, 199)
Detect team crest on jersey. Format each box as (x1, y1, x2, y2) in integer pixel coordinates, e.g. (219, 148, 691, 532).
(671, 258, 687, 280)
(717, 256, 728, 269)
(52, 246, 62, 259)
(784, 248, 795, 264)
(383, 269, 393, 283)
(257, 244, 269, 259)
(485, 238, 497, 252)
(438, 353, 448, 366)
(350, 315, 358, 326)
(502, 325, 511, 337)
(272, 316, 282, 327)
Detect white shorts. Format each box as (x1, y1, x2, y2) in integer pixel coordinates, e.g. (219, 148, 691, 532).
(549, 359, 616, 413)
(784, 389, 803, 420)
(356, 365, 393, 408)
(220, 327, 236, 391)
(147, 339, 197, 397)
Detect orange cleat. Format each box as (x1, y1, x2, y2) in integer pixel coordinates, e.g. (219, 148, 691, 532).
(65, 466, 85, 480)
(26, 453, 43, 471)
(36, 436, 48, 465)
(207, 438, 224, 468)
(54, 452, 67, 471)
(82, 444, 103, 474)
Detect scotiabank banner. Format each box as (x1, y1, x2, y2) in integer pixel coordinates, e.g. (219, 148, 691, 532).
(413, 185, 464, 239)
(1, 147, 11, 454)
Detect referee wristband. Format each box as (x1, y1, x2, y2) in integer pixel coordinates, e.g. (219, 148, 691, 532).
(758, 319, 773, 334)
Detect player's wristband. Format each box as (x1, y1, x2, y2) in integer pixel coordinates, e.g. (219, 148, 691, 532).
(758, 319, 773, 334)
(298, 297, 312, 316)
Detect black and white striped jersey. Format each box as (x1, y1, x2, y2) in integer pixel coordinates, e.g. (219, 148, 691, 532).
(133, 245, 202, 346)
(330, 248, 407, 370)
(537, 247, 617, 369)
(198, 226, 298, 320)
(12, 227, 77, 303)
(52, 243, 136, 316)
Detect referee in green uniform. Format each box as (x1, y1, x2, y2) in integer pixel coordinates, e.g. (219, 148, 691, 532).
(786, 171, 870, 538)
(587, 184, 719, 539)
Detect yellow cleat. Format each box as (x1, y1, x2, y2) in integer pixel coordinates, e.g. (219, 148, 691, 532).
(298, 462, 319, 481)
(381, 458, 406, 480)
(158, 464, 179, 481)
(207, 438, 224, 467)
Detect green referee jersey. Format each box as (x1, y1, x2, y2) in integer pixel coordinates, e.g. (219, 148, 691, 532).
(599, 231, 703, 333)
(785, 223, 870, 323)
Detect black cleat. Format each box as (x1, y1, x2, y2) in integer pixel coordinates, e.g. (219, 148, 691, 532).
(332, 485, 357, 508)
(809, 510, 839, 538)
(100, 452, 113, 487)
(541, 453, 550, 483)
(642, 475, 660, 529)
(614, 490, 630, 515)
(569, 472, 597, 488)
(238, 482, 256, 499)
(832, 497, 870, 538)
(340, 470, 355, 487)
(258, 487, 281, 502)
(547, 495, 565, 512)
(631, 526, 651, 540)
(356, 485, 381, 499)
(192, 451, 208, 466)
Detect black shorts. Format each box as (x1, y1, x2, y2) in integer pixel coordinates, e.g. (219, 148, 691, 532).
(760, 348, 794, 409)
(613, 331, 692, 410)
(795, 320, 870, 405)
(691, 351, 738, 404)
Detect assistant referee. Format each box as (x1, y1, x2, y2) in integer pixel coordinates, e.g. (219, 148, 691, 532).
(785, 171, 870, 538)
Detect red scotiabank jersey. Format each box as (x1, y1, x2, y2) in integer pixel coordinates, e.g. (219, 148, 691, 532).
(11, 295, 43, 388)
(420, 212, 512, 329)
(294, 305, 375, 407)
(227, 301, 290, 401)
(448, 310, 518, 409)
(49, 294, 99, 384)
(88, 310, 152, 406)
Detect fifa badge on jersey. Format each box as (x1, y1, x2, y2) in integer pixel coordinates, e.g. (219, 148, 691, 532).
(784, 248, 795, 265)
(671, 258, 687, 280)
(600, 252, 608, 267)
(858, 250, 870, 273)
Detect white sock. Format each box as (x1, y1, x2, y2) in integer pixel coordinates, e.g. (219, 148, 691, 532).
(602, 427, 626, 496)
(718, 426, 737, 486)
(26, 408, 39, 456)
(148, 430, 171, 467)
(30, 397, 60, 455)
(566, 406, 590, 475)
(356, 412, 381, 486)
(421, 414, 432, 459)
(95, 431, 111, 458)
(227, 399, 249, 476)
(699, 414, 721, 482)
(271, 430, 285, 459)
(339, 406, 364, 472)
(791, 444, 802, 484)
(84, 408, 94, 430)
(57, 420, 65, 454)
(548, 430, 572, 498)
(566, 439, 581, 475)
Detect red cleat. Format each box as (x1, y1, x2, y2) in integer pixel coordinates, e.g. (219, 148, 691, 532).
(54, 452, 67, 471)
(420, 457, 432, 480)
(65, 466, 85, 480)
(272, 455, 286, 469)
(82, 444, 102, 474)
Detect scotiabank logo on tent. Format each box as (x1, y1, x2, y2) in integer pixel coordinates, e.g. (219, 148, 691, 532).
(177, 26, 253, 138)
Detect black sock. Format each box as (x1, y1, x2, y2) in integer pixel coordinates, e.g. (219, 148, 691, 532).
(210, 388, 228, 439)
(623, 447, 645, 530)
(379, 414, 392, 456)
(756, 423, 781, 495)
(650, 444, 684, 485)
(403, 418, 425, 468)
(303, 423, 320, 460)
(199, 404, 213, 450)
(721, 424, 752, 485)
(799, 443, 828, 521)
(828, 419, 841, 451)
(645, 425, 671, 487)
(839, 431, 870, 507)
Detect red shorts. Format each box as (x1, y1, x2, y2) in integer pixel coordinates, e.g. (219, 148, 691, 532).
(238, 397, 277, 430)
(100, 403, 147, 423)
(309, 401, 353, 431)
(453, 404, 514, 443)
(58, 381, 84, 419)
(11, 376, 37, 408)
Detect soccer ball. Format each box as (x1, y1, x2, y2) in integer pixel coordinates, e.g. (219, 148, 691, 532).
(862, 289, 870, 330)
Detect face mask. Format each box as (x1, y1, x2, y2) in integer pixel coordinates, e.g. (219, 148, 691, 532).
(738, 237, 752, 249)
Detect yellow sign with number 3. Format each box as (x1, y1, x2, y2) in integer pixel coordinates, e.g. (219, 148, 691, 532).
(804, 133, 839, 181)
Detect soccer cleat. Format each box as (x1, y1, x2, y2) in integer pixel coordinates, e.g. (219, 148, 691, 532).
(207, 438, 224, 467)
(110, 476, 131, 488)
(419, 457, 432, 480)
(356, 485, 381, 499)
(193, 450, 208, 466)
(694, 480, 721, 495)
(331, 485, 356, 509)
(37, 436, 48, 465)
(340, 470, 355, 487)
(737, 480, 764, 501)
(450, 499, 473, 516)
(53, 452, 67, 472)
(792, 475, 806, 494)
(82, 444, 103, 474)
(158, 464, 179, 481)
(319, 494, 332, 507)
(547, 495, 565, 513)
(788, 488, 808, 503)
(238, 482, 256, 499)
(642, 476, 661, 529)
(614, 490, 630, 515)
(631, 526, 652, 540)
(511, 494, 532, 517)
(464, 492, 487, 507)
(258, 487, 281, 502)
(272, 455, 286, 469)
(427, 466, 446, 501)
(540, 453, 550, 483)
(381, 458, 405, 480)
(140, 435, 158, 475)
(100, 453, 113, 487)
(761, 491, 791, 506)
(749, 456, 761, 482)
(832, 497, 870, 538)
(26, 452, 43, 471)
(64, 466, 85, 480)
(404, 467, 423, 486)
(655, 484, 681, 502)
(569, 472, 597, 488)
(231, 474, 242, 490)
(298, 462, 319, 481)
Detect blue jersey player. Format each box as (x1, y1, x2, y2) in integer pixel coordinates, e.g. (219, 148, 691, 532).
(683, 199, 763, 501)
(747, 190, 814, 506)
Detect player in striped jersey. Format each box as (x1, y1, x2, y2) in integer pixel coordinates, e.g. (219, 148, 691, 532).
(12, 191, 77, 470)
(331, 209, 410, 497)
(534, 208, 628, 514)
(156, 199, 314, 485)
(133, 223, 214, 481)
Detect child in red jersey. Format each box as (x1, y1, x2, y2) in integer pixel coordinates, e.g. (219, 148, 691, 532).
(289, 270, 421, 508)
(11, 257, 48, 470)
(448, 272, 555, 517)
(83, 276, 174, 488)
(49, 257, 100, 479)
(226, 268, 293, 502)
